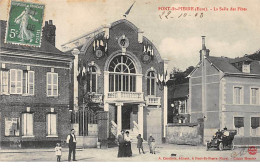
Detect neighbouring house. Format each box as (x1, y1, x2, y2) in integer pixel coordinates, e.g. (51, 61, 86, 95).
(189, 36, 260, 145)
(168, 83, 190, 124)
(61, 19, 169, 146)
(0, 20, 74, 147)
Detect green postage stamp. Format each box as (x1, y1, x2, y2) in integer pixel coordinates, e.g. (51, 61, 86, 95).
(5, 1, 45, 47)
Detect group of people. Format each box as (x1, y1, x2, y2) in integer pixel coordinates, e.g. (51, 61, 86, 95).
(54, 129, 157, 161)
(117, 130, 133, 157)
(118, 130, 156, 158)
(54, 129, 77, 162)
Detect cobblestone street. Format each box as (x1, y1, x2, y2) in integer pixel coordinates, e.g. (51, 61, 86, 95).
(0, 144, 259, 162)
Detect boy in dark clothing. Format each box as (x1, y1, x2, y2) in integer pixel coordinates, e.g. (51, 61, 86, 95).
(137, 134, 145, 154)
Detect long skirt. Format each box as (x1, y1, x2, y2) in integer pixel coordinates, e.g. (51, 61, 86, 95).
(117, 143, 125, 157)
(124, 141, 132, 157)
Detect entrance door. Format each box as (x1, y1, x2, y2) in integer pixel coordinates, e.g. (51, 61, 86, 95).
(122, 105, 131, 130)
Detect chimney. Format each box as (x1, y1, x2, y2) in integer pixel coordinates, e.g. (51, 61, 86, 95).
(199, 36, 210, 61)
(42, 20, 56, 46)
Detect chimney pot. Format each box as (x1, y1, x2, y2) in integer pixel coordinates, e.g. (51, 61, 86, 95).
(201, 36, 206, 50)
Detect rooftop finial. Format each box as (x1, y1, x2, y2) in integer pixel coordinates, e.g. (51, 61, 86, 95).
(202, 36, 206, 50)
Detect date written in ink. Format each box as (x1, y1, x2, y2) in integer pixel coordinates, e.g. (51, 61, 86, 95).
(159, 11, 204, 19)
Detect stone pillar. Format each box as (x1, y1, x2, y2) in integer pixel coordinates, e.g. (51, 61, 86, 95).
(138, 103, 145, 136)
(71, 48, 80, 112)
(71, 48, 80, 135)
(163, 58, 169, 138)
(116, 102, 123, 135)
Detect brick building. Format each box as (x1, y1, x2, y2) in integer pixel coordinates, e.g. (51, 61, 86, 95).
(189, 37, 260, 145)
(62, 19, 169, 144)
(0, 20, 74, 147)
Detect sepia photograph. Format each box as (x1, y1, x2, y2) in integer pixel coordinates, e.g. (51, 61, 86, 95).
(0, 0, 259, 163)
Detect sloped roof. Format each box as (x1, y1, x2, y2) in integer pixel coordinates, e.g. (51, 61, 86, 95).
(168, 83, 189, 99)
(207, 56, 241, 73)
(0, 20, 68, 56)
(229, 56, 253, 63)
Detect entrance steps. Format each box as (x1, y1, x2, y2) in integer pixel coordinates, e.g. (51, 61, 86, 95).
(124, 129, 147, 144)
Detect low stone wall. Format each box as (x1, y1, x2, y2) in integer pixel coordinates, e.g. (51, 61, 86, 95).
(76, 136, 98, 148)
(166, 123, 202, 145)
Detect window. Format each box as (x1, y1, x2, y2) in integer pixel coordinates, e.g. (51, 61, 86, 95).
(22, 113, 34, 136)
(0, 70, 9, 94)
(10, 69, 22, 94)
(251, 117, 260, 136)
(46, 113, 57, 136)
(234, 117, 244, 136)
(251, 88, 259, 105)
(5, 118, 20, 136)
(87, 66, 97, 93)
(108, 55, 136, 92)
(242, 63, 250, 73)
(234, 87, 243, 104)
(179, 100, 186, 114)
(47, 72, 58, 96)
(23, 71, 34, 95)
(147, 71, 156, 96)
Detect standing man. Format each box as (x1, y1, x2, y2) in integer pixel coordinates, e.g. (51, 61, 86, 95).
(66, 129, 77, 161)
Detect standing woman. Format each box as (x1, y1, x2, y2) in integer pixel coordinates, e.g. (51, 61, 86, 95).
(124, 131, 132, 157)
(117, 130, 125, 157)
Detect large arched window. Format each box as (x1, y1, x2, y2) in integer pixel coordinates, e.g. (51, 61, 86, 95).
(147, 71, 156, 96)
(108, 55, 136, 92)
(87, 66, 98, 93)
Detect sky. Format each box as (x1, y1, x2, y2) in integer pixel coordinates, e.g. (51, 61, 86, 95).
(1, 0, 260, 71)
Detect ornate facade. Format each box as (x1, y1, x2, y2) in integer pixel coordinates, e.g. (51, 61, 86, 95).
(62, 19, 169, 144)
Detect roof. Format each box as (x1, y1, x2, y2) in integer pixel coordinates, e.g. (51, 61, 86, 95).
(0, 20, 69, 56)
(168, 83, 189, 99)
(207, 56, 241, 73)
(229, 56, 253, 63)
(60, 19, 163, 62)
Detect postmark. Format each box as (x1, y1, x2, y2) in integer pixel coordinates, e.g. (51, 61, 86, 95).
(5, 1, 45, 47)
(248, 146, 257, 155)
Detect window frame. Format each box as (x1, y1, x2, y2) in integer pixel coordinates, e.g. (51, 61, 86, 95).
(21, 112, 34, 137)
(23, 70, 35, 96)
(46, 112, 58, 137)
(233, 116, 244, 136)
(146, 71, 156, 96)
(108, 55, 137, 92)
(250, 87, 259, 105)
(250, 116, 260, 137)
(87, 66, 98, 93)
(233, 86, 244, 105)
(4, 117, 20, 137)
(46, 72, 58, 97)
(0, 70, 9, 95)
(10, 69, 23, 94)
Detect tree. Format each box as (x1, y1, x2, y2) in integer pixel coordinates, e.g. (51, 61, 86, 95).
(167, 66, 195, 86)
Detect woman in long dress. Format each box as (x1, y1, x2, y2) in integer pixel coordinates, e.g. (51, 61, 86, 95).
(117, 130, 125, 157)
(14, 5, 38, 42)
(124, 131, 132, 157)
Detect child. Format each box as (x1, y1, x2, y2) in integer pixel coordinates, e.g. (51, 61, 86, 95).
(55, 143, 62, 162)
(151, 139, 156, 154)
(137, 134, 145, 154)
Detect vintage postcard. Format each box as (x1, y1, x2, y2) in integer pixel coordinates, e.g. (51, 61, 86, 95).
(0, 0, 259, 163)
